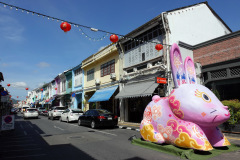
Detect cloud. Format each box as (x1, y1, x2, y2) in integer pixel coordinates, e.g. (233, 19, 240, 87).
(0, 63, 9, 67)
(37, 62, 50, 68)
(11, 82, 28, 89)
(98, 46, 107, 51)
(0, 14, 25, 42)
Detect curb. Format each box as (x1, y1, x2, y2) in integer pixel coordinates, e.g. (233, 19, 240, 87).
(117, 125, 140, 132)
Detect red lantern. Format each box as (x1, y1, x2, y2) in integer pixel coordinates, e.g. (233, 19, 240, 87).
(25, 88, 29, 90)
(41, 89, 43, 91)
(36, 96, 38, 98)
(110, 34, 119, 43)
(155, 44, 163, 51)
(9, 95, 11, 98)
(55, 88, 57, 90)
(7, 84, 10, 87)
(60, 22, 71, 32)
(17, 96, 19, 98)
(26, 96, 28, 98)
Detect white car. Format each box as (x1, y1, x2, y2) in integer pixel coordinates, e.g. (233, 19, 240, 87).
(21, 106, 30, 114)
(48, 106, 67, 120)
(60, 109, 83, 123)
(23, 108, 39, 119)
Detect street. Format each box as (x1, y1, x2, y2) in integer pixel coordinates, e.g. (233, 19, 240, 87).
(0, 114, 179, 160)
(1, 114, 240, 160)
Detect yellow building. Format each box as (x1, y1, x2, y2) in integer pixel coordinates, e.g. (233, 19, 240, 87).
(82, 44, 120, 115)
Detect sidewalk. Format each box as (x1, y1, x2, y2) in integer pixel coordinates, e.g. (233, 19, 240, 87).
(117, 121, 240, 138)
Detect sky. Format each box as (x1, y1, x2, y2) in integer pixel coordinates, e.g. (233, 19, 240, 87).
(0, 0, 239, 101)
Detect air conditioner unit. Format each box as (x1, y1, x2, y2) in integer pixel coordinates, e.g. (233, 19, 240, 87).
(110, 73, 116, 80)
(95, 79, 101, 85)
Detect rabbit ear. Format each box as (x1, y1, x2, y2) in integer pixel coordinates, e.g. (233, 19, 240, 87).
(184, 56, 197, 84)
(170, 43, 187, 88)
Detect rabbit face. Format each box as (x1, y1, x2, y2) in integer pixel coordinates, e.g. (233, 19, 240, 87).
(169, 84, 230, 127)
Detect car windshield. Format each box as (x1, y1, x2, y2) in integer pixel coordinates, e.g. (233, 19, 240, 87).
(55, 107, 66, 110)
(96, 109, 111, 114)
(27, 109, 37, 111)
(72, 110, 83, 113)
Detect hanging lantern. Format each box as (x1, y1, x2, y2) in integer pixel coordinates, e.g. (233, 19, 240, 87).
(26, 96, 28, 98)
(36, 96, 38, 98)
(41, 89, 43, 91)
(25, 88, 29, 90)
(155, 44, 163, 51)
(110, 34, 118, 43)
(17, 96, 19, 98)
(9, 95, 11, 98)
(7, 84, 10, 87)
(60, 22, 71, 32)
(55, 87, 57, 90)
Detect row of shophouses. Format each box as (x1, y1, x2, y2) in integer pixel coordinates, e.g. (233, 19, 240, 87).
(26, 2, 240, 123)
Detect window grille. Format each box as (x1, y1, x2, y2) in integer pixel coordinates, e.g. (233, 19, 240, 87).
(230, 67, 240, 77)
(211, 69, 227, 79)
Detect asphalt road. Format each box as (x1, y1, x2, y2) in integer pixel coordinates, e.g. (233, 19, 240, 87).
(1, 114, 240, 160)
(0, 114, 179, 160)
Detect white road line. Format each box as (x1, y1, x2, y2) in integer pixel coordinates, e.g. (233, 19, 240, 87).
(35, 129, 40, 134)
(24, 131, 27, 135)
(54, 125, 64, 130)
(28, 123, 33, 128)
(20, 124, 23, 129)
(68, 124, 78, 127)
(3, 154, 46, 159)
(89, 129, 117, 136)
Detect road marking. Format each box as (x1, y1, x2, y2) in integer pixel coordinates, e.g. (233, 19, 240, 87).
(35, 130, 40, 134)
(2, 154, 46, 159)
(68, 124, 78, 127)
(24, 131, 27, 135)
(54, 125, 64, 130)
(89, 129, 117, 136)
(28, 123, 33, 128)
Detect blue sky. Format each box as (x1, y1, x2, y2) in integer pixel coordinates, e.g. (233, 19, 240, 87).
(0, 0, 239, 100)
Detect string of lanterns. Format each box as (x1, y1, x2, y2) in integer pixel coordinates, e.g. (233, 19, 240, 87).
(0, 1, 166, 51)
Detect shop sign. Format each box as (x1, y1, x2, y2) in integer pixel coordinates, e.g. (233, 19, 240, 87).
(155, 77, 167, 84)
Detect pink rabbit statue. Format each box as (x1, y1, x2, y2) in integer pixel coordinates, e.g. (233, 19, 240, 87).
(140, 43, 231, 151)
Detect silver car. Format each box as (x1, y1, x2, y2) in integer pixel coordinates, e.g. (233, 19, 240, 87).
(23, 108, 39, 119)
(60, 109, 83, 123)
(48, 106, 67, 120)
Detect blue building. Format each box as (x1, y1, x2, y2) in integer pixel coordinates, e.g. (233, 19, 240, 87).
(71, 63, 84, 110)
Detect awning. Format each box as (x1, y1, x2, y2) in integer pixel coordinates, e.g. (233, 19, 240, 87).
(115, 81, 158, 99)
(88, 85, 118, 102)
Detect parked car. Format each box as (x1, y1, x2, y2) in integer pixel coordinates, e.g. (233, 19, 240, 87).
(41, 109, 48, 116)
(37, 107, 45, 115)
(48, 106, 67, 120)
(78, 109, 118, 129)
(23, 108, 39, 119)
(60, 109, 83, 123)
(10, 108, 18, 114)
(21, 106, 30, 114)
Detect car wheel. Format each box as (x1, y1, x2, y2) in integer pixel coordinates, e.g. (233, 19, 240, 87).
(91, 121, 96, 129)
(51, 115, 54, 121)
(59, 117, 62, 122)
(78, 119, 82, 126)
(67, 117, 69, 123)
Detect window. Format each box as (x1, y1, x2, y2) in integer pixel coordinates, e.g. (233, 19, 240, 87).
(87, 68, 94, 81)
(101, 59, 115, 77)
(62, 80, 66, 92)
(142, 53, 145, 61)
(74, 68, 82, 87)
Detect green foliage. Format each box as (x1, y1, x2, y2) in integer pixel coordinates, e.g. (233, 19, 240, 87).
(212, 89, 221, 100)
(222, 99, 240, 125)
